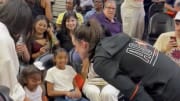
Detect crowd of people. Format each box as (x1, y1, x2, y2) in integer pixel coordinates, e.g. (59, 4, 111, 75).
(1, 0, 180, 101)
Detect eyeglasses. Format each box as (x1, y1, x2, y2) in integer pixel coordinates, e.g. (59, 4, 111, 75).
(105, 6, 116, 10)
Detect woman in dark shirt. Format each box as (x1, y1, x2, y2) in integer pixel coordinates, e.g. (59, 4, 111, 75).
(29, 15, 58, 62)
(56, 11, 79, 52)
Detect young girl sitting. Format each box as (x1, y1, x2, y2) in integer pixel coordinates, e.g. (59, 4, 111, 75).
(45, 48, 88, 101)
(19, 65, 47, 101)
(29, 15, 59, 63)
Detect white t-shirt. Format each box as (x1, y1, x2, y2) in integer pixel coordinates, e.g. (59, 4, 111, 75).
(45, 65, 77, 91)
(0, 22, 25, 101)
(24, 85, 42, 101)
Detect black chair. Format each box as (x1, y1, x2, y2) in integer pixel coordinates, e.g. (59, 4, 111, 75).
(34, 53, 54, 70)
(148, 2, 164, 19)
(147, 12, 174, 45)
(0, 86, 13, 101)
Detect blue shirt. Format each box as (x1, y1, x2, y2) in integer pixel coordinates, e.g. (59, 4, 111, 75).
(84, 9, 96, 22)
(93, 12, 122, 35)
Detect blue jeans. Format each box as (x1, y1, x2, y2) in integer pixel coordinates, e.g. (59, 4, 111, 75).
(54, 96, 88, 101)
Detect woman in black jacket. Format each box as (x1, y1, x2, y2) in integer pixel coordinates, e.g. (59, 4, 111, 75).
(56, 11, 79, 52)
(71, 19, 180, 101)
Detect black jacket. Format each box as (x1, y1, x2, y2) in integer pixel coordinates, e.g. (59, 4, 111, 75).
(93, 33, 180, 101)
(56, 30, 74, 52)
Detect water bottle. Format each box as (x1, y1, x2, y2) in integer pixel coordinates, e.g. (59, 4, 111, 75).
(16, 35, 24, 57)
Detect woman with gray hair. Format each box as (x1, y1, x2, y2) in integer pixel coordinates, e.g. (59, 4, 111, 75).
(0, 0, 32, 101)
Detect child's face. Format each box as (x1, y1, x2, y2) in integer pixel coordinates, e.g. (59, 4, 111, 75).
(66, 17, 77, 31)
(35, 19, 48, 34)
(54, 51, 68, 69)
(26, 73, 42, 91)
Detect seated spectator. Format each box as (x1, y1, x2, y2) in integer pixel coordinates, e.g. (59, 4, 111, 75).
(76, 0, 94, 15)
(154, 11, 180, 66)
(121, 0, 145, 39)
(45, 48, 88, 101)
(56, 0, 83, 30)
(84, 0, 103, 22)
(29, 15, 58, 63)
(92, 0, 122, 35)
(0, 0, 32, 100)
(25, 0, 53, 21)
(56, 11, 78, 52)
(19, 65, 48, 101)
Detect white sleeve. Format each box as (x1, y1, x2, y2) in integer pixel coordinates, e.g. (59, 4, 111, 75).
(45, 69, 54, 83)
(0, 23, 25, 101)
(10, 83, 25, 101)
(69, 66, 77, 77)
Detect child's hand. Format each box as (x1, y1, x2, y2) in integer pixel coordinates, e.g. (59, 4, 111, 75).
(65, 91, 74, 98)
(73, 88, 82, 98)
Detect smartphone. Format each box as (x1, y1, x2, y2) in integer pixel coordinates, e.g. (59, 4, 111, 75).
(170, 36, 177, 47)
(170, 36, 177, 42)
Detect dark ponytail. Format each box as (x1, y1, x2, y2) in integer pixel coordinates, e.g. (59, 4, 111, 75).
(74, 19, 104, 59)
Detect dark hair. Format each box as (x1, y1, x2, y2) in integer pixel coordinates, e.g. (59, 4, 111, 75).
(0, 0, 32, 41)
(53, 48, 68, 57)
(19, 65, 42, 86)
(66, 0, 76, 7)
(74, 19, 103, 59)
(33, 15, 49, 38)
(61, 11, 78, 33)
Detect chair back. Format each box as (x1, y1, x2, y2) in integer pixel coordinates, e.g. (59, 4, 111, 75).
(147, 12, 174, 44)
